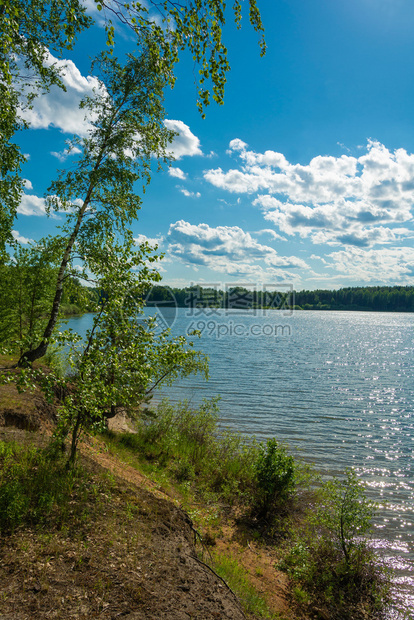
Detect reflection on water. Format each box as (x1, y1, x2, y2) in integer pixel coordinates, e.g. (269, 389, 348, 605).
(66, 309, 414, 614)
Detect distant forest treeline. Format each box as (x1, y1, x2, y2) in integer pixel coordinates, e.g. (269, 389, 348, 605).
(62, 282, 414, 314)
(144, 285, 414, 312)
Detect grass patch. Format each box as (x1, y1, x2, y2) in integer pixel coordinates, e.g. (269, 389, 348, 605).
(211, 551, 285, 619)
(105, 398, 297, 518)
(0, 440, 102, 533)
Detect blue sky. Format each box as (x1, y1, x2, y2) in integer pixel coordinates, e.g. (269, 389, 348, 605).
(13, 0, 414, 290)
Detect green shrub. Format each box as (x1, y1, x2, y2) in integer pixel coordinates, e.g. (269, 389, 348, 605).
(172, 458, 196, 482)
(253, 438, 295, 518)
(279, 470, 392, 619)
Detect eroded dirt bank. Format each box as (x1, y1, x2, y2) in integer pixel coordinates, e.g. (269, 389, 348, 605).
(0, 395, 295, 620)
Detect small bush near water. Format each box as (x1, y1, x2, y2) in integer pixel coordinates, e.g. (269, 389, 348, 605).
(279, 469, 393, 619)
(254, 438, 295, 518)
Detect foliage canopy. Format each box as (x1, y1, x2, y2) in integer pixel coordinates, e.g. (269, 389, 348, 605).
(0, 0, 91, 257)
(0, 0, 265, 255)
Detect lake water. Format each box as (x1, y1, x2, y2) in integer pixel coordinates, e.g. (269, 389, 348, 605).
(65, 308, 414, 615)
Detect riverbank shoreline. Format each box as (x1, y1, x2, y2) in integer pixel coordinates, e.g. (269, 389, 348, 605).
(0, 360, 402, 619)
(0, 381, 296, 619)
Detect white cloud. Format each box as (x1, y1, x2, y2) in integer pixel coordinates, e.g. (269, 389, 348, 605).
(51, 145, 82, 162)
(168, 167, 187, 180)
(164, 120, 203, 159)
(17, 194, 48, 216)
(17, 193, 65, 217)
(255, 228, 287, 241)
(327, 246, 414, 283)
(134, 234, 164, 248)
(166, 220, 308, 283)
(12, 230, 34, 245)
(310, 254, 329, 265)
(19, 52, 103, 136)
(228, 138, 248, 152)
(23, 179, 33, 190)
(204, 140, 414, 249)
(180, 188, 201, 198)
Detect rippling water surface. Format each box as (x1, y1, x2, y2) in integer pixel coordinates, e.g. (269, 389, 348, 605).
(66, 308, 414, 614)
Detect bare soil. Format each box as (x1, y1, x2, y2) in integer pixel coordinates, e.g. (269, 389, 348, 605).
(0, 382, 298, 620)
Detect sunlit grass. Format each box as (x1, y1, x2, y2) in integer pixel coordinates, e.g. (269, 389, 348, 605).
(211, 551, 285, 619)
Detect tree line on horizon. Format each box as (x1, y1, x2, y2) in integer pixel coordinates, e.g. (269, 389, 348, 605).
(8, 277, 408, 315)
(143, 284, 414, 312)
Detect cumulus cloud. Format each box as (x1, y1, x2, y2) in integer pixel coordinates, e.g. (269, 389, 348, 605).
(134, 234, 164, 248)
(17, 194, 48, 216)
(255, 228, 287, 241)
(17, 193, 65, 217)
(19, 52, 103, 136)
(168, 167, 187, 180)
(12, 230, 34, 245)
(204, 140, 414, 249)
(327, 246, 414, 283)
(227, 138, 248, 153)
(166, 220, 308, 282)
(164, 120, 203, 159)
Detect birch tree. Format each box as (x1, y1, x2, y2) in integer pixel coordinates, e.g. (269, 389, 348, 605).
(18, 50, 173, 366)
(60, 236, 208, 464)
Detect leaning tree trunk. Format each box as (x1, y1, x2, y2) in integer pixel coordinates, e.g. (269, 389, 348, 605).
(16, 130, 112, 368)
(17, 90, 131, 367)
(17, 192, 93, 367)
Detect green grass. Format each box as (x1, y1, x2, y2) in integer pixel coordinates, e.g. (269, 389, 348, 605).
(105, 398, 298, 515)
(0, 440, 102, 533)
(211, 551, 286, 619)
